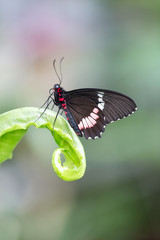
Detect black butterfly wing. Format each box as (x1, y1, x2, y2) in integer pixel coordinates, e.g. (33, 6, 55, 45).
(65, 88, 137, 139)
(65, 95, 106, 139)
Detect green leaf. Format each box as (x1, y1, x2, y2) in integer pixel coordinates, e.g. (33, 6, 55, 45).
(0, 107, 86, 181)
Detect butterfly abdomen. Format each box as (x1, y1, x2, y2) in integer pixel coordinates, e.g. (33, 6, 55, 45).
(64, 109, 82, 137)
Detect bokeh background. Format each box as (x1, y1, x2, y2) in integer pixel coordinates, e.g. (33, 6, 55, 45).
(0, 1, 160, 240)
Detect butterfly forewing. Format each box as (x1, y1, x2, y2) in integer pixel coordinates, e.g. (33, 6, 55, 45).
(65, 88, 137, 139)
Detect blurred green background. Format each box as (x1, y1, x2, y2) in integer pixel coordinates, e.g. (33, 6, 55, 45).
(0, 1, 160, 240)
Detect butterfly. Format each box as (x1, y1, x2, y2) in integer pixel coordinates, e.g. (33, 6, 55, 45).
(39, 59, 137, 140)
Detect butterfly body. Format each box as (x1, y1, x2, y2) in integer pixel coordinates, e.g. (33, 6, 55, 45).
(52, 84, 137, 139)
(53, 84, 82, 136)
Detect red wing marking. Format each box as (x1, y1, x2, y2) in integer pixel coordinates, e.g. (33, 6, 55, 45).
(88, 116, 96, 125)
(78, 108, 100, 130)
(93, 108, 99, 114)
(82, 118, 88, 129)
(85, 117, 93, 128)
(78, 121, 83, 130)
(90, 112, 99, 120)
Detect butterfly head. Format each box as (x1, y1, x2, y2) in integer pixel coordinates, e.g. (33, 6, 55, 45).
(54, 84, 60, 90)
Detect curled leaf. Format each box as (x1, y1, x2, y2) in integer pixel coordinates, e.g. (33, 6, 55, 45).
(0, 107, 86, 181)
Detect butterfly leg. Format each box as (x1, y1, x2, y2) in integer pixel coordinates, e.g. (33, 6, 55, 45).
(39, 92, 54, 109)
(51, 100, 55, 110)
(60, 110, 63, 115)
(35, 98, 53, 122)
(53, 107, 61, 134)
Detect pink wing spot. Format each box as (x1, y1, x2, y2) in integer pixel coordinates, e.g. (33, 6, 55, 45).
(65, 111, 67, 115)
(90, 112, 99, 120)
(85, 117, 94, 128)
(88, 116, 96, 125)
(62, 103, 66, 107)
(93, 108, 99, 114)
(82, 118, 88, 129)
(78, 121, 83, 130)
(67, 117, 69, 120)
(63, 106, 67, 109)
(59, 98, 64, 101)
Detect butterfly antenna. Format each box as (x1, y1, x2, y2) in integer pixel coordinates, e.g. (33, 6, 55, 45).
(59, 57, 64, 85)
(53, 58, 64, 85)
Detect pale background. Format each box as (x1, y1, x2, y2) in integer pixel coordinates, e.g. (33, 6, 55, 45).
(0, 1, 160, 240)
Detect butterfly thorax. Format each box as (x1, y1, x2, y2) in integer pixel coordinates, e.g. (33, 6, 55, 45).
(54, 84, 66, 108)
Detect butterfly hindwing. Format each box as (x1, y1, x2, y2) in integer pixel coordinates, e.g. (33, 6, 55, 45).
(65, 88, 137, 139)
(66, 95, 105, 139)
